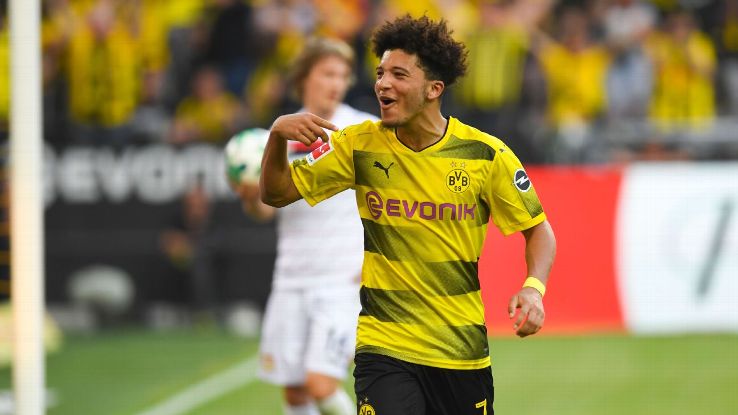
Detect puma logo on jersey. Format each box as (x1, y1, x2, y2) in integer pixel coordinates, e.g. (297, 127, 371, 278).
(373, 161, 395, 178)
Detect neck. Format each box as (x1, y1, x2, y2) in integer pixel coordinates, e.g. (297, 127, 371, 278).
(395, 109, 447, 152)
(304, 103, 337, 121)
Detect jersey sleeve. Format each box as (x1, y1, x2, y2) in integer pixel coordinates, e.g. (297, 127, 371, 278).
(483, 145, 546, 235)
(289, 128, 355, 206)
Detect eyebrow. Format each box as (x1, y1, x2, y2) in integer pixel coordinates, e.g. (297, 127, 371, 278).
(376, 65, 411, 75)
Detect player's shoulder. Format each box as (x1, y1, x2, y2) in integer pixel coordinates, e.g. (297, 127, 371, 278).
(449, 117, 511, 158)
(334, 118, 382, 142)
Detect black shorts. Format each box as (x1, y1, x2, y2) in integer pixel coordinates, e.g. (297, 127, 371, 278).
(354, 353, 494, 415)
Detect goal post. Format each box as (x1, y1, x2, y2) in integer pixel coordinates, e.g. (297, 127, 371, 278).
(9, 0, 45, 413)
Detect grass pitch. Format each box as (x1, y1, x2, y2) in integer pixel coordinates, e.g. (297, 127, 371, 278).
(1, 330, 736, 414)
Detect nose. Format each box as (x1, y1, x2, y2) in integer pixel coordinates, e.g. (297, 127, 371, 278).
(375, 76, 390, 91)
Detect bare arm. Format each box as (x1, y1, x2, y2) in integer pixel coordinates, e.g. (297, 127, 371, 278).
(259, 113, 337, 207)
(508, 219, 556, 337)
(522, 219, 556, 286)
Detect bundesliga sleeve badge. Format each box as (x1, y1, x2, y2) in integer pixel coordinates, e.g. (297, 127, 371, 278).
(306, 141, 333, 166)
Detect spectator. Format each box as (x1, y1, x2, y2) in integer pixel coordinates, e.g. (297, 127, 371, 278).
(203, 0, 265, 96)
(244, 0, 319, 126)
(435, 0, 479, 42)
(65, 0, 140, 146)
(645, 10, 716, 131)
(133, 0, 178, 112)
(313, 0, 369, 41)
(602, 0, 656, 119)
(130, 70, 172, 142)
(454, 0, 553, 162)
(171, 65, 245, 144)
(159, 182, 220, 323)
(535, 6, 611, 162)
(708, 0, 738, 116)
(158, 0, 206, 110)
(136, 0, 171, 84)
(42, 0, 76, 145)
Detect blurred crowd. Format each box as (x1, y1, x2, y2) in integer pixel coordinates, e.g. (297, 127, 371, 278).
(0, 0, 737, 162)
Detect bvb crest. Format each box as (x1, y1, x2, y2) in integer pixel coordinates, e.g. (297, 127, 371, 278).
(359, 402, 375, 414)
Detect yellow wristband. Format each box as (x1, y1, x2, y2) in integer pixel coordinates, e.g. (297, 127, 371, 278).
(523, 276, 546, 297)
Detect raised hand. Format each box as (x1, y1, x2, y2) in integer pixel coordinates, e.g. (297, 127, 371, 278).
(270, 113, 338, 146)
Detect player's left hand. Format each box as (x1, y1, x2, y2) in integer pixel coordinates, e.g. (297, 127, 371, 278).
(230, 180, 275, 222)
(232, 181, 261, 202)
(508, 287, 545, 338)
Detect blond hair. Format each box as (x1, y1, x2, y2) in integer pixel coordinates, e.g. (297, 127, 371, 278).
(288, 37, 356, 100)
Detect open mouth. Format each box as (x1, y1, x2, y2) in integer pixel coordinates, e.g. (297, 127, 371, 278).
(378, 96, 396, 109)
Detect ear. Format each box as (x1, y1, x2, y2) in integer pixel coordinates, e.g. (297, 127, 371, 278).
(426, 80, 445, 100)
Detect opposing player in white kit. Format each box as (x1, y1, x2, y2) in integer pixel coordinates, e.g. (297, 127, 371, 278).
(231, 37, 376, 415)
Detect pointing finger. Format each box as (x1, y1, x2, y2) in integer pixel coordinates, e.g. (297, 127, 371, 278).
(309, 114, 338, 132)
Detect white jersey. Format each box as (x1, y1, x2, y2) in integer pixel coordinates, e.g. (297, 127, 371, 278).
(272, 104, 377, 289)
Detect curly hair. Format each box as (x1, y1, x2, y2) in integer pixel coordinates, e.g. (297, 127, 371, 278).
(371, 15, 468, 86)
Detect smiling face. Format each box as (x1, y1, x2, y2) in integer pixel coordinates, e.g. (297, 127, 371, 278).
(302, 54, 352, 118)
(375, 49, 440, 128)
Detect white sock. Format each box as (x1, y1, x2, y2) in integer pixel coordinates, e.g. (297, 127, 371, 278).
(316, 389, 355, 415)
(284, 402, 320, 415)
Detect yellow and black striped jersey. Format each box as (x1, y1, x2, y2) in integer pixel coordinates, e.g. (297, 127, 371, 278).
(290, 117, 546, 369)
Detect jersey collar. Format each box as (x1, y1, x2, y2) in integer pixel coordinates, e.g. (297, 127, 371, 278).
(388, 116, 456, 155)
